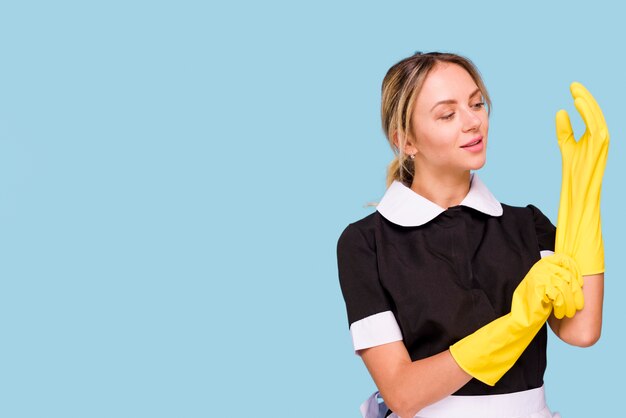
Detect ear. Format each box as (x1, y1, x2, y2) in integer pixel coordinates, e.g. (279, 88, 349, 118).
(392, 130, 401, 152)
(404, 140, 418, 157)
(393, 131, 418, 156)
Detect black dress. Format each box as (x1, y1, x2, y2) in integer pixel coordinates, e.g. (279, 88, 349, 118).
(337, 174, 556, 395)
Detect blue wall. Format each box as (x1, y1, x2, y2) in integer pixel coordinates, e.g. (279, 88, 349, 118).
(0, 1, 622, 416)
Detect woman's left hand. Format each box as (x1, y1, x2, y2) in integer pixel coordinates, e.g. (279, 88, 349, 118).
(554, 82, 609, 276)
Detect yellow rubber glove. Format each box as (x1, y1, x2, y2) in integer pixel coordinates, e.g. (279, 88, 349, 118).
(555, 82, 609, 275)
(450, 254, 583, 386)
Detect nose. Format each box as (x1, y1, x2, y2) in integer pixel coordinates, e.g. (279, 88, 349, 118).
(461, 107, 482, 132)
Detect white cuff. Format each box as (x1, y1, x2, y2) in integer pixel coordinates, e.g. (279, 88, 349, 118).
(350, 311, 403, 353)
(540, 250, 555, 258)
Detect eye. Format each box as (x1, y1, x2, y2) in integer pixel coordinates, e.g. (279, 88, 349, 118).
(440, 112, 455, 120)
(472, 102, 485, 110)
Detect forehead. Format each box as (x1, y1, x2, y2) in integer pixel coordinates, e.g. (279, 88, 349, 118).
(417, 63, 479, 106)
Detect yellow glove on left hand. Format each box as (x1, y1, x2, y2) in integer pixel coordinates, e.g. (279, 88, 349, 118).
(450, 254, 583, 386)
(555, 82, 609, 275)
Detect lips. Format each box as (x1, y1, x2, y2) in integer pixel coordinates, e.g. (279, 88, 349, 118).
(461, 137, 483, 148)
(460, 136, 485, 154)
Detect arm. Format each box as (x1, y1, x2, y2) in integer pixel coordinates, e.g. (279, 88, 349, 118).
(362, 255, 582, 418)
(548, 273, 603, 347)
(336, 224, 464, 418)
(550, 83, 608, 346)
(360, 343, 470, 418)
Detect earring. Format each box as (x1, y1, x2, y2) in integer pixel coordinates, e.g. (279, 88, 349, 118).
(410, 153, 416, 160)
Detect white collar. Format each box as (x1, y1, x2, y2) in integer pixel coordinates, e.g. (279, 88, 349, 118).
(376, 173, 503, 227)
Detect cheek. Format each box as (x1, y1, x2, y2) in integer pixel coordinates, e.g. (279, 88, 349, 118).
(417, 123, 456, 146)
(481, 114, 490, 132)
(420, 134, 457, 159)
(415, 122, 464, 159)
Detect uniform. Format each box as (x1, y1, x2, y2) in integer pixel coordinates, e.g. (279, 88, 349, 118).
(337, 173, 559, 417)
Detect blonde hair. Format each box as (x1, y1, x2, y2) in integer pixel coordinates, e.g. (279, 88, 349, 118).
(381, 52, 492, 187)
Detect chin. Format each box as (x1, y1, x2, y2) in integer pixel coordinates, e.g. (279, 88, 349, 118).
(473, 160, 487, 170)
(468, 156, 487, 170)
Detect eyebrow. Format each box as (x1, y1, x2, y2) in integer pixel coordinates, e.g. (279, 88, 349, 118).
(430, 88, 482, 112)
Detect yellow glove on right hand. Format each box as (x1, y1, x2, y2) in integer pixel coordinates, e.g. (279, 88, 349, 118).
(555, 82, 609, 275)
(450, 254, 583, 386)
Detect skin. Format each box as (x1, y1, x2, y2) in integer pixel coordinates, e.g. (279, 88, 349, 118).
(404, 62, 489, 208)
(360, 62, 604, 418)
(548, 274, 603, 346)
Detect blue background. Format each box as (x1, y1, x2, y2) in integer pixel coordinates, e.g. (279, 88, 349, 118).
(0, 1, 622, 417)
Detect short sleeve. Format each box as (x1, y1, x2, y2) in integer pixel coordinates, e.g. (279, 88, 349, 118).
(527, 204, 556, 258)
(337, 223, 402, 352)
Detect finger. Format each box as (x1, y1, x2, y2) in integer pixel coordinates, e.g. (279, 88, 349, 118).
(571, 82, 608, 129)
(556, 253, 582, 285)
(574, 96, 599, 137)
(544, 282, 560, 301)
(559, 282, 577, 318)
(555, 255, 584, 313)
(577, 96, 606, 143)
(549, 275, 576, 319)
(573, 268, 584, 289)
(546, 253, 575, 276)
(569, 277, 584, 311)
(552, 292, 565, 319)
(569, 270, 583, 292)
(555, 109, 574, 147)
(553, 303, 565, 319)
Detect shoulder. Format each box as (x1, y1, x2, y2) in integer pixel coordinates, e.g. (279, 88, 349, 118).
(337, 212, 379, 248)
(499, 203, 552, 224)
(500, 203, 556, 251)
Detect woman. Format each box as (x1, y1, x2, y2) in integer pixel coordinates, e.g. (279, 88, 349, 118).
(337, 52, 607, 418)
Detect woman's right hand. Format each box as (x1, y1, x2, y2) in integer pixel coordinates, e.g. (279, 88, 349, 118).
(359, 255, 584, 418)
(517, 253, 584, 321)
(450, 254, 583, 386)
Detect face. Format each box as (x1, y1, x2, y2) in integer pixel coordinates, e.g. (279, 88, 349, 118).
(405, 63, 489, 176)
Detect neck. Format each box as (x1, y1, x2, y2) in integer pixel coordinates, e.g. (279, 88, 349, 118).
(410, 169, 472, 209)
